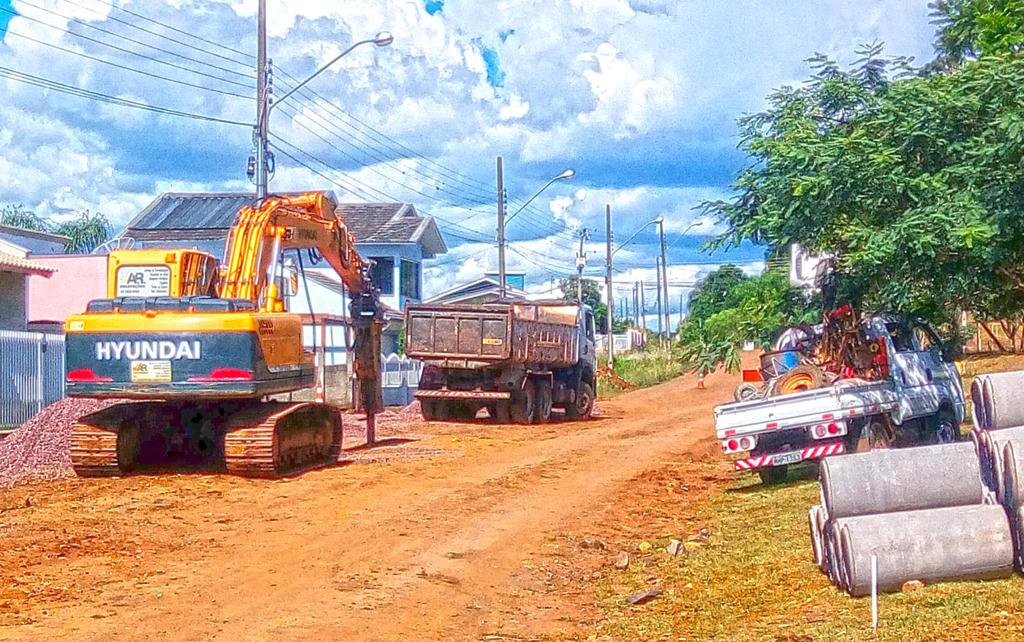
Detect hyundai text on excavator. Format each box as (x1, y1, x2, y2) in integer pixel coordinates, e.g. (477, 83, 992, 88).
(63, 193, 384, 478)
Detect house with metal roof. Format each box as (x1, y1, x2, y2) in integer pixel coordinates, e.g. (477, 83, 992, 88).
(116, 192, 448, 314)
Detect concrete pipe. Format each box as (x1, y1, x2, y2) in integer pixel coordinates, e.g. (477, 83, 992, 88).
(1013, 506, 1024, 572)
(972, 376, 989, 431)
(985, 427, 1024, 499)
(829, 521, 849, 592)
(825, 522, 840, 585)
(816, 507, 829, 573)
(983, 371, 1024, 430)
(1002, 441, 1024, 511)
(809, 506, 824, 569)
(820, 442, 984, 519)
(839, 504, 1014, 597)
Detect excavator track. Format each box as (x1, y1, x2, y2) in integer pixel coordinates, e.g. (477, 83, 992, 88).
(70, 401, 342, 479)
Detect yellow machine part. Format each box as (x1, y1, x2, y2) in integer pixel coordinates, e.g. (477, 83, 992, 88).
(106, 249, 219, 298)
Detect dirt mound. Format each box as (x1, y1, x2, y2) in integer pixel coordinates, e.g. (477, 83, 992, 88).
(0, 398, 123, 487)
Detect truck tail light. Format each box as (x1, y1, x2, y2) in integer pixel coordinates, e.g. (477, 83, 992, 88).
(812, 421, 847, 439)
(813, 424, 827, 438)
(187, 368, 253, 382)
(722, 436, 757, 454)
(827, 423, 840, 435)
(67, 369, 114, 383)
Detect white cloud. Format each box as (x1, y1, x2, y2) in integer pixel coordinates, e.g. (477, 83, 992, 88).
(0, 0, 934, 289)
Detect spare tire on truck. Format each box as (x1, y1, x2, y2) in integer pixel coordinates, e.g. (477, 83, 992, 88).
(770, 365, 825, 396)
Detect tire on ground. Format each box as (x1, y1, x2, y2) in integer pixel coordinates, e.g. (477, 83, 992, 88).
(533, 379, 553, 423)
(930, 407, 960, 444)
(565, 381, 595, 420)
(511, 379, 537, 424)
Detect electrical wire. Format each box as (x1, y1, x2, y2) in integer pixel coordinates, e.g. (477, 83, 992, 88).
(0, 6, 253, 90)
(71, 0, 255, 65)
(0, 64, 250, 125)
(276, 103, 495, 211)
(1, 29, 251, 99)
(274, 82, 497, 206)
(15, 0, 254, 79)
(271, 138, 495, 244)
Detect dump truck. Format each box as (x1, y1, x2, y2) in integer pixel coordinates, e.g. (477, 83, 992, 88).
(714, 314, 966, 484)
(404, 301, 597, 423)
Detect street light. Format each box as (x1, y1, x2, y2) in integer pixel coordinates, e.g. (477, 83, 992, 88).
(504, 169, 575, 225)
(662, 219, 703, 337)
(254, 31, 394, 199)
(668, 220, 705, 249)
(498, 168, 574, 297)
(612, 216, 664, 257)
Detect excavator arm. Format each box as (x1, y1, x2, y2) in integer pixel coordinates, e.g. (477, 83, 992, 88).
(220, 193, 384, 416)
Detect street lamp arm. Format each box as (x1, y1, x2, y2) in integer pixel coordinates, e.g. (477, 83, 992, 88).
(612, 218, 660, 257)
(504, 169, 574, 225)
(269, 34, 392, 114)
(667, 220, 705, 249)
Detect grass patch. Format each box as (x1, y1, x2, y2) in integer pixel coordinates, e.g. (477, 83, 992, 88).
(598, 349, 686, 397)
(574, 473, 1024, 641)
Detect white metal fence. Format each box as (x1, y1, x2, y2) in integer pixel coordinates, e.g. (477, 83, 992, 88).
(0, 331, 66, 430)
(381, 353, 423, 406)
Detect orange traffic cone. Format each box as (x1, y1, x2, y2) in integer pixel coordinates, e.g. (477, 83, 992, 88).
(697, 373, 705, 390)
(315, 380, 325, 404)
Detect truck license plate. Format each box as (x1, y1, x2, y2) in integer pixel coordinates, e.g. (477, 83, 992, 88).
(131, 360, 172, 383)
(772, 451, 803, 466)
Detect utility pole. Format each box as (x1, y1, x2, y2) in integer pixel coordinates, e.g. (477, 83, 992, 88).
(575, 228, 588, 304)
(640, 280, 646, 333)
(655, 256, 663, 336)
(605, 204, 614, 367)
(679, 292, 684, 331)
(659, 219, 671, 342)
(255, 0, 268, 200)
(496, 156, 506, 298)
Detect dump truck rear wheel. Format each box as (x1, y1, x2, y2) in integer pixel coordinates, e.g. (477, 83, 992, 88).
(490, 401, 511, 424)
(511, 380, 536, 424)
(420, 399, 440, 421)
(533, 379, 553, 423)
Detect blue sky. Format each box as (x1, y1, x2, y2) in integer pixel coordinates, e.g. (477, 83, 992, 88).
(0, 0, 939, 318)
(0, 0, 15, 38)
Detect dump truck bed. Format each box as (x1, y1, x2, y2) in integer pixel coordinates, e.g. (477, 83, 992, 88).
(405, 302, 580, 369)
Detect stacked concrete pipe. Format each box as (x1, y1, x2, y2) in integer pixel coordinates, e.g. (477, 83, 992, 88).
(810, 441, 1014, 595)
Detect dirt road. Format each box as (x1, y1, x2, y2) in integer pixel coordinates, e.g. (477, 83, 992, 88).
(0, 368, 739, 641)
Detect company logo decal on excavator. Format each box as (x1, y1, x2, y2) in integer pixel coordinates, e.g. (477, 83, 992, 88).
(95, 340, 202, 360)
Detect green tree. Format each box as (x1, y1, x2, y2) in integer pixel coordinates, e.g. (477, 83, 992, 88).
(56, 211, 111, 254)
(686, 264, 749, 324)
(558, 275, 629, 333)
(929, 0, 1024, 68)
(703, 38, 1024, 330)
(678, 270, 817, 375)
(0, 204, 51, 232)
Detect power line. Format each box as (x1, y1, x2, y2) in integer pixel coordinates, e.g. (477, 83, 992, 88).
(276, 102, 495, 211)
(16, 0, 254, 79)
(74, 0, 255, 65)
(275, 73, 497, 197)
(274, 79, 496, 206)
(1, 29, 251, 99)
(0, 5, 253, 91)
(271, 138, 495, 244)
(0, 64, 250, 125)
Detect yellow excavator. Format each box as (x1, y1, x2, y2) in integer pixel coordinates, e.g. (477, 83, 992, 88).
(64, 193, 384, 478)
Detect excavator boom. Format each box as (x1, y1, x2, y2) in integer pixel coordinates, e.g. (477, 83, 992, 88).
(64, 193, 383, 478)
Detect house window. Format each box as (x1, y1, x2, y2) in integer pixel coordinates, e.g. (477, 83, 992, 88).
(369, 257, 394, 295)
(401, 259, 420, 299)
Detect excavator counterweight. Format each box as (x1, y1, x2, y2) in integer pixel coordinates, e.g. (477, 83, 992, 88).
(64, 194, 382, 478)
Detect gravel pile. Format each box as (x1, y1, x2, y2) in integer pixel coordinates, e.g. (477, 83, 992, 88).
(0, 398, 122, 488)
